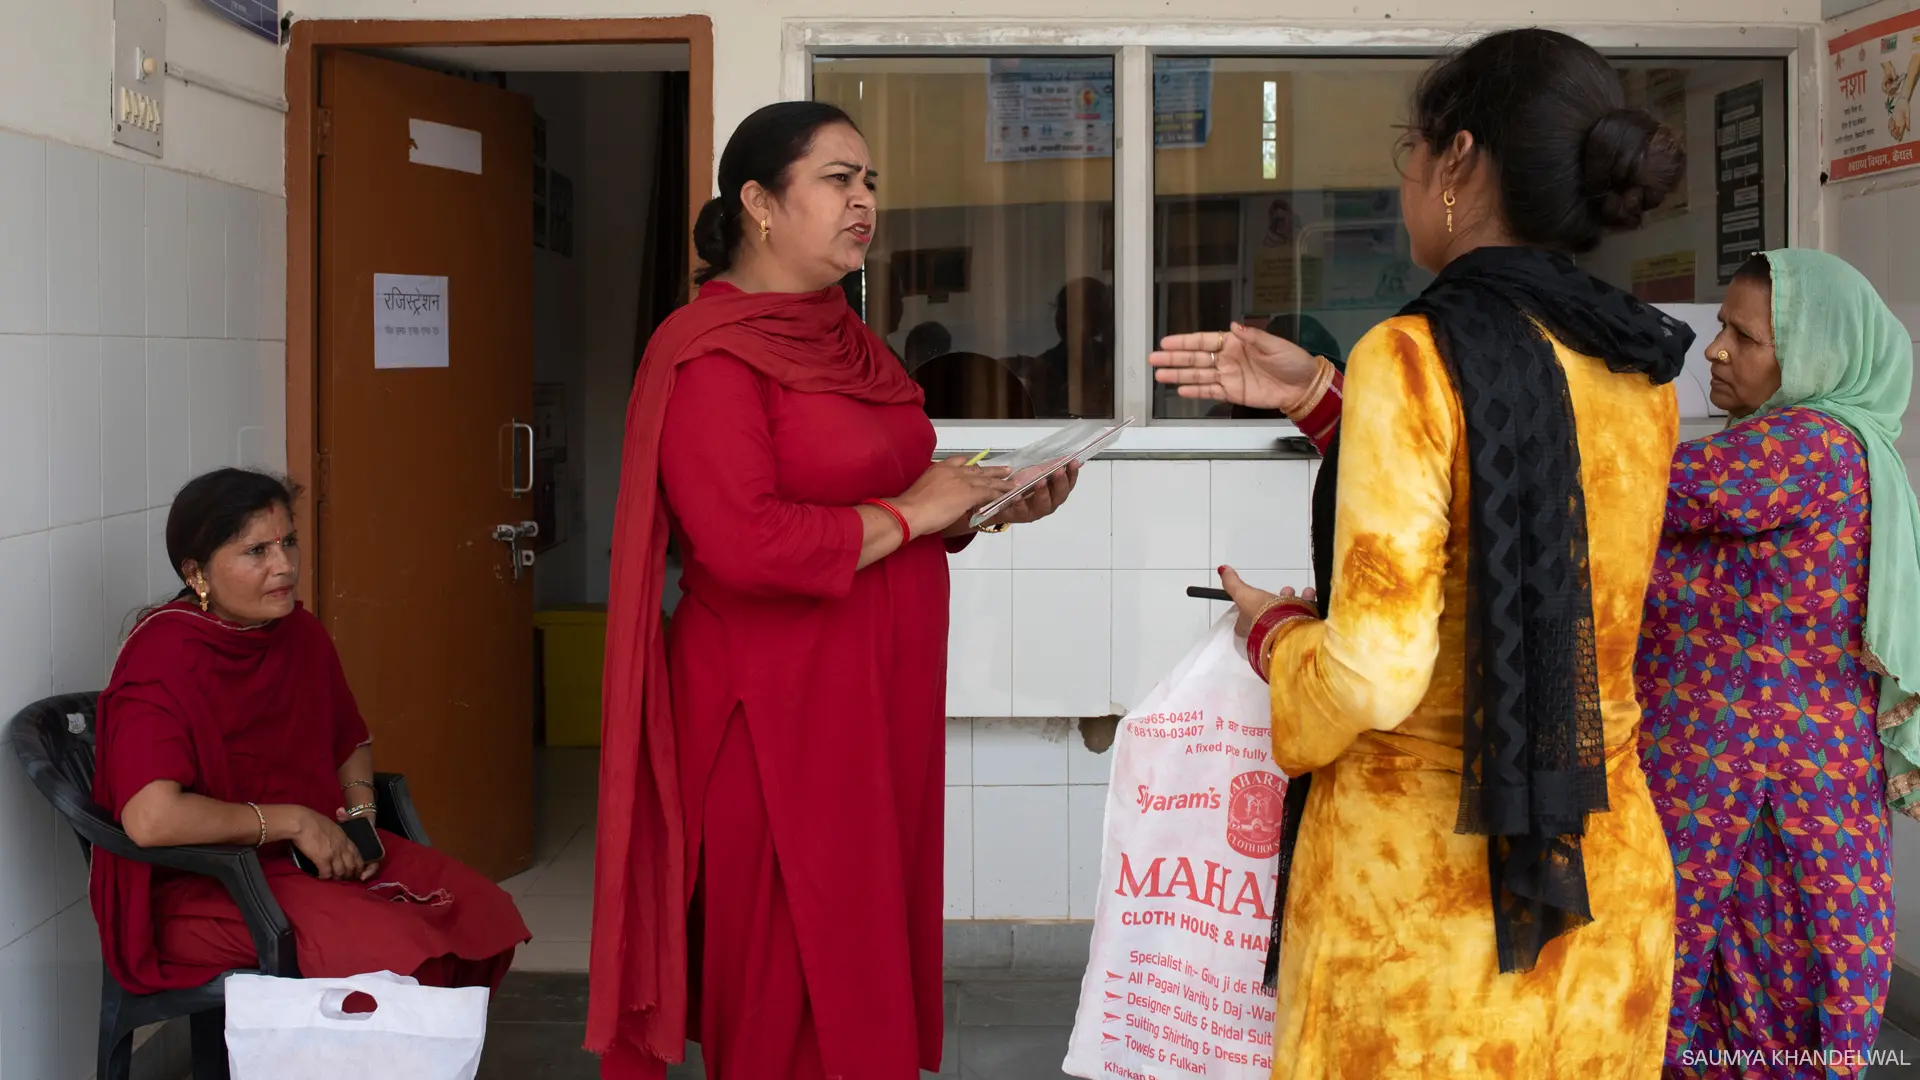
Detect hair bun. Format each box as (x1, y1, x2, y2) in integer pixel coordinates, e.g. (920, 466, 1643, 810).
(692, 196, 734, 281)
(1582, 108, 1686, 230)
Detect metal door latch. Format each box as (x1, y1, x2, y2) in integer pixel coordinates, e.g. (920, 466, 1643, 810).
(492, 521, 539, 581)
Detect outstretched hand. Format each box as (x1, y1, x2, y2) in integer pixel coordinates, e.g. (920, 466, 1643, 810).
(1150, 324, 1320, 411)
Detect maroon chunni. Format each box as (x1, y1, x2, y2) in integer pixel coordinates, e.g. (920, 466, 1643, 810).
(595, 281, 949, 1078)
(89, 601, 528, 993)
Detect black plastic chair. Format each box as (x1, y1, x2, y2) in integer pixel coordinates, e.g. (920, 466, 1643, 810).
(7, 691, 433, 1080)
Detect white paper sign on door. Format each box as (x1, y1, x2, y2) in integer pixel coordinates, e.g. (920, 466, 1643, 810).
(374, 273, 449, 370)
(409, 119, 484, 175)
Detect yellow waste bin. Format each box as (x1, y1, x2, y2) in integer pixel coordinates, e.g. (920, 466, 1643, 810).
(534, 605, 608, 747)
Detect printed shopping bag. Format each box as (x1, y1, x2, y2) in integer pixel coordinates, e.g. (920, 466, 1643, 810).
(1063, 614, 1287, 1080)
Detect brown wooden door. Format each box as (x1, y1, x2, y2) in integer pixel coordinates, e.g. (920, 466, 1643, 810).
(316, 50, 534, 881)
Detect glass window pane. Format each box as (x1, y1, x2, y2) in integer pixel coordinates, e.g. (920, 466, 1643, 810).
(816, 56, 1117, 420)
(1152, 55, 1787, 420)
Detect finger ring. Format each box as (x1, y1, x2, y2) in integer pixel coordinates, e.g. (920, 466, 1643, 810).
(1215, 333, 1226, 352)
(1209, 352, 1217, 366)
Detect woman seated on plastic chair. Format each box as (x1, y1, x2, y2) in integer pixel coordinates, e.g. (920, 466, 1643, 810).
(89, 468, 530, 995)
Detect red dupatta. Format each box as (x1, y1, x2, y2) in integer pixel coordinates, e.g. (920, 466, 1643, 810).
(89, 602, 302, 993)
(589, 282, 921, 1071)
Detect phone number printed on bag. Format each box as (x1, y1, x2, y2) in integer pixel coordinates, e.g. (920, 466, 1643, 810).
(1066, 615, 1292, 1080)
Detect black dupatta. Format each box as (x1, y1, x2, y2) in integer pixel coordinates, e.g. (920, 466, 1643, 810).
(1262, 246, 1690, 989)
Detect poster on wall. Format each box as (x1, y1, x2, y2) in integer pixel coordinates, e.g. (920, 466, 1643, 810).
(1623, 68, 1689, 219)
(1713, 82, 1767, 286)
(987, 58, 1214, 162)
(1153, 59, 1213, 150)
(987, 59, 1114, 162)
(1829, 9, 1920, 182)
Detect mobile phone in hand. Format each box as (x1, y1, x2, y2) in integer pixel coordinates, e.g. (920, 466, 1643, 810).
(341, 814, 385, 862)
(291, 814, 387, 876)
(1186, 586, 1232, 601)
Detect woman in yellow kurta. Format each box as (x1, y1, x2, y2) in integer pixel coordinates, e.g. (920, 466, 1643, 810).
(1152, 29, 1690, 1079)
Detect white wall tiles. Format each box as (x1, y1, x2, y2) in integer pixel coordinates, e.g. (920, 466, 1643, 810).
(0, 130, 286, 1078)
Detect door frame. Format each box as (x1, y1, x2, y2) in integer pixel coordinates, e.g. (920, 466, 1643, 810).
(284, 16, 715, 612)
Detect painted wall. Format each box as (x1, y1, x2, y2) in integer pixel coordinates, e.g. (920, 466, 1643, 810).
(0, 0, 287, 194)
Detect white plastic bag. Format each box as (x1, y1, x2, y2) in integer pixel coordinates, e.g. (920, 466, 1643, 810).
(224, 970, 490, 1080)
(1064, 614, 1288, 1080)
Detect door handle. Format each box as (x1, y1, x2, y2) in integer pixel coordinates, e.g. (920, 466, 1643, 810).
(510, 421, 535, 497)
(493, 521, 540, 581)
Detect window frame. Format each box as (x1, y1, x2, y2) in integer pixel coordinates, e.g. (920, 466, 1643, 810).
(787, 21, 1818, 455)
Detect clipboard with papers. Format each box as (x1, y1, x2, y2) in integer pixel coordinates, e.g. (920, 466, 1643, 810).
(968, 417, 1135, 528)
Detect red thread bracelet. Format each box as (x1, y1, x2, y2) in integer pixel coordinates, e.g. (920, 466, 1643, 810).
(864, 499, 912, 544)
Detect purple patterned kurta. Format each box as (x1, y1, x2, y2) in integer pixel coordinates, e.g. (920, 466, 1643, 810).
(1637, 407, 1894, 1080)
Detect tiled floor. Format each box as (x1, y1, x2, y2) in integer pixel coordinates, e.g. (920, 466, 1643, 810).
(478, 972, 1076, 1080)
(499, 748, 598, 974)
(495, 748, 1920, 1079)
(478, 972, 1920, 1080)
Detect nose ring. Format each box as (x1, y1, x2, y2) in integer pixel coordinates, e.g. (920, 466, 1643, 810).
(1715, 350, 1730, 362)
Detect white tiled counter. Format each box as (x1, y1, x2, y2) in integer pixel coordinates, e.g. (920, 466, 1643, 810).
(946, 458, 1316, 719)
(943, 455, 1317, 921)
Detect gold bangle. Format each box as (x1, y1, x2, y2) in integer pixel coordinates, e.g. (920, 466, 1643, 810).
(246, 802, 267, 848)
(343, 802, 378, 819)
(341, 778, 374, 793)
(978, 521, 1011, 534)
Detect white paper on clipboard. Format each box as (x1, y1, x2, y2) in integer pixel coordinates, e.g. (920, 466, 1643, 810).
(969, 417, 1134, 528)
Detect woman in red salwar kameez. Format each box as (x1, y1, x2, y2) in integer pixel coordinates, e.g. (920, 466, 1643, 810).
(91, 468, 529, 995)
(591, 102, 1077, 1080)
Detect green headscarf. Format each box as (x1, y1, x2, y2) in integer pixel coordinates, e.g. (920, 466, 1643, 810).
(1760, 248, 1920, 815)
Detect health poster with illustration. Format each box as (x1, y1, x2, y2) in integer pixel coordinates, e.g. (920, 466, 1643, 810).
(987, 59, 1115, 162)
(987, 58, 1213, 162)
(1830, 8, 1920, 182)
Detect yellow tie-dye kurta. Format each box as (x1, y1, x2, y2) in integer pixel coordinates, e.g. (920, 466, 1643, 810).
(1265, 315, 1678, 1079)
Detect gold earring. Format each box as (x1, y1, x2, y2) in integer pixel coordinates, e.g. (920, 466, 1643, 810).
(192, 576, 210, 613)
(1443, 189, 1456, 234)
(759, 219, 770, 242)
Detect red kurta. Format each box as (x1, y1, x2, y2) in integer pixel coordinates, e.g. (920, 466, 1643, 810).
(593, 282, 945, 1080)
(89, 602, 529, 994)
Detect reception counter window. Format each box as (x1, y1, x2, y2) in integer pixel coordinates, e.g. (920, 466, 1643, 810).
(811, 48, 1789, 430)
